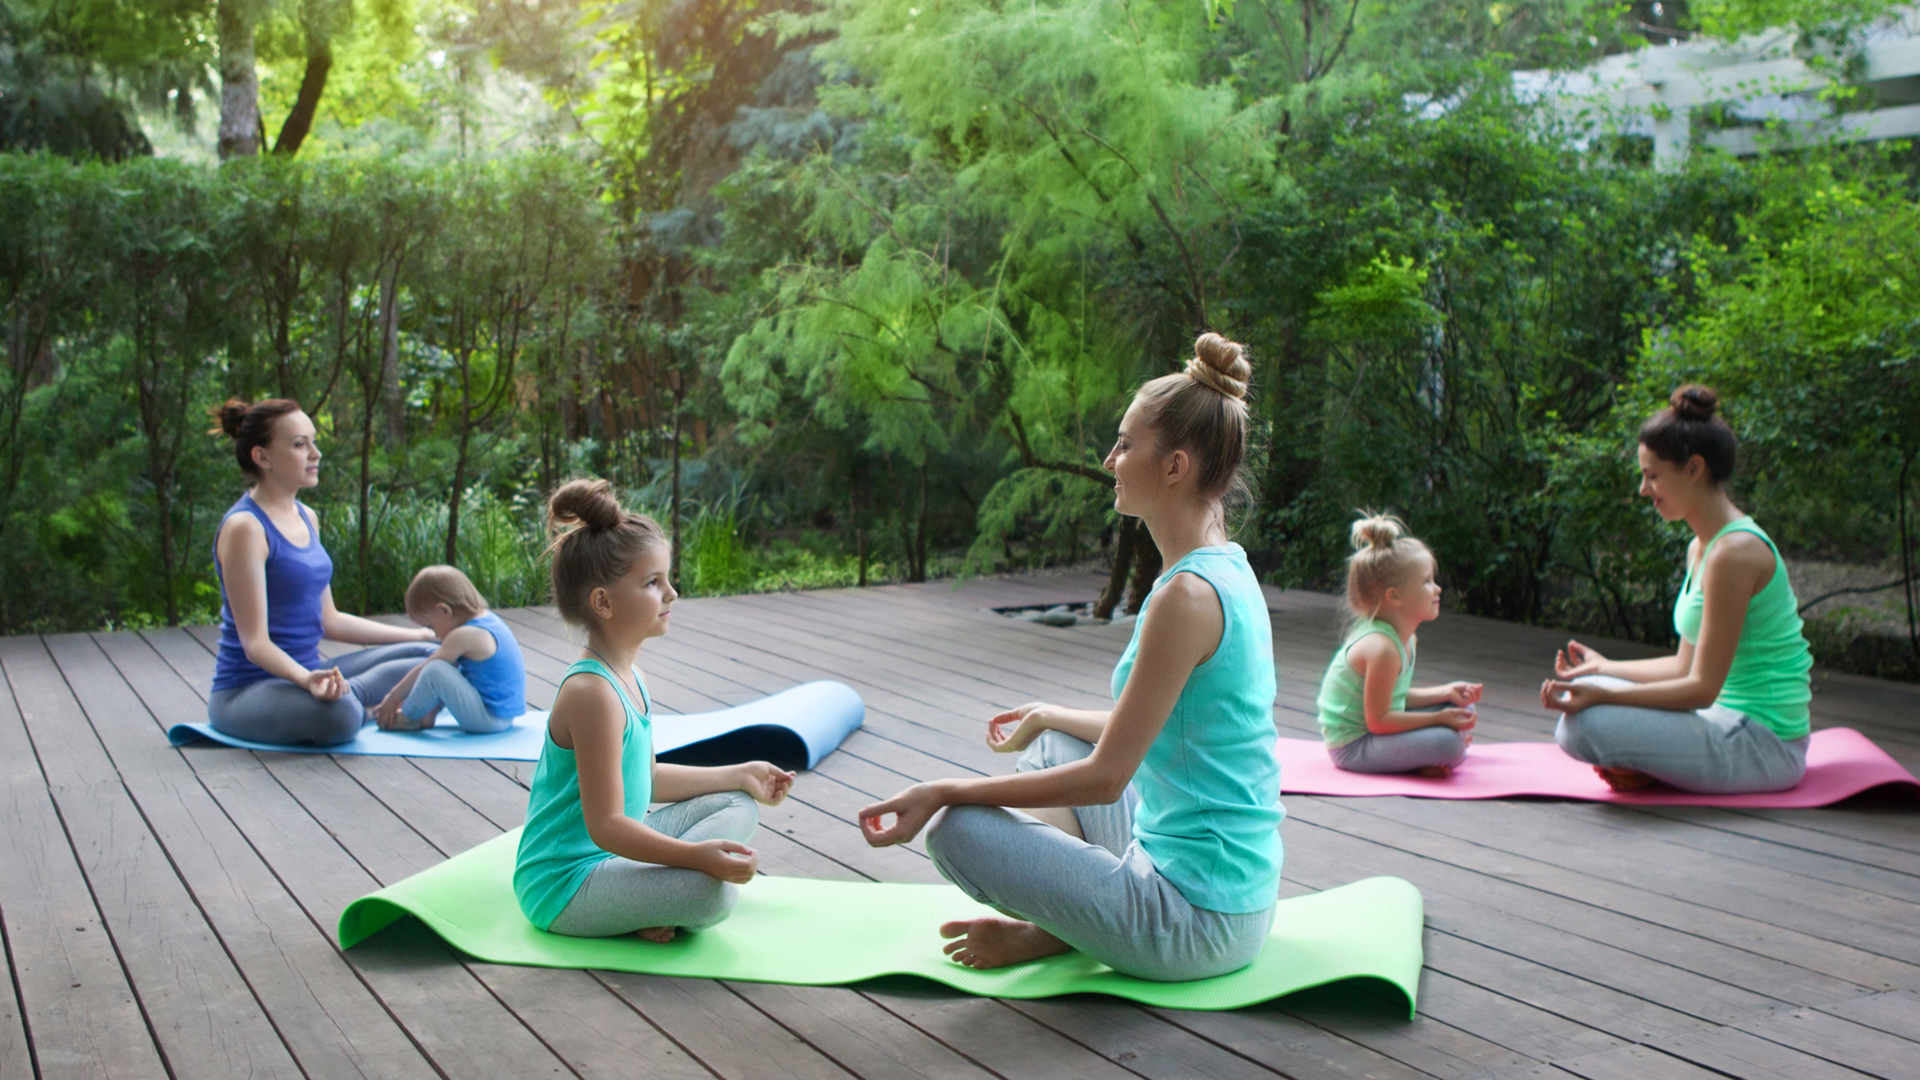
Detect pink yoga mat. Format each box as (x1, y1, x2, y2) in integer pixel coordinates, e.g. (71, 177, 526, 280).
(1277, 727, 1920, 807)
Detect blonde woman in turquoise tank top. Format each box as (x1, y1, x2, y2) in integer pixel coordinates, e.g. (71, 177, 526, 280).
(1315, 515, 1483, 776)
(513, 480, 795, 940)
(1543, 387, 1813, 794)
(860, 334, 1283, 982)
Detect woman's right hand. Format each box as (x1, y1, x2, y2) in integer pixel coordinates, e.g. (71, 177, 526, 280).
(697, 839, 759, 883)
(986, 703, 1054, 753)
(1555, 640, 1607, 679)
(303, 667, 347, 702)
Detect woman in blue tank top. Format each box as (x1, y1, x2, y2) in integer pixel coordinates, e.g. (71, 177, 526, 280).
(859, 334, 1283, 981)
(207, 399, 436, 746)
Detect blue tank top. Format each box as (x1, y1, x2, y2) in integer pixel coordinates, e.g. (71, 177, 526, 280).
(1111, 544, 1283, 914)
(514, 659, 652, 930)
(457, 611, 528, 719)
(212, 493, 331, 692)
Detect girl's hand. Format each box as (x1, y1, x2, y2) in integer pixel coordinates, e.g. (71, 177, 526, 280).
(370, 696, 404, 728)
(1444, 682, 1484, 707)
(697, 840, 759, 883)
(736, 762, 796, 806)
(1434, 706, 1477, 732)
(1541, 678, 1609, 715)
(986, 703, 1054, 753)
(859, 783, 944, 847)
(1555, 641, 1607, 679)
(303, 667, 347, 702)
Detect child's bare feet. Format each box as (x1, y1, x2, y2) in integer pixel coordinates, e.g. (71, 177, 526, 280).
(636, 926, 677, 944)
(1595, 766, 1656, 792)
(1416, 765, 1453, 778)
(939, 917, 1070, 969)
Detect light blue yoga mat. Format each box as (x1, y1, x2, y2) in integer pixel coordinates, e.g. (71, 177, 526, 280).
(168, 680, 864, 770)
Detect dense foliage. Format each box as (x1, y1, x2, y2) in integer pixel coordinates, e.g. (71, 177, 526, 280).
(2, 0, 1915, 679)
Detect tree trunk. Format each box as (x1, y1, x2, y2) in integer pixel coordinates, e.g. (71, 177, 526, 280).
(1125, 524, 1161, 614)
(912, 464, 929, 582)
(217, 0, 261, 158)
(378, 270, 404, 448)
(670, 375, 684, 581)
(1094, 517, 1140, 620)
(272, 32, 333, 156)
(445, 401, 472, 566)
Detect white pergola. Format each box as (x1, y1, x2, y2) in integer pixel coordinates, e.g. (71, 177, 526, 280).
(1517, 9, 1920, 168)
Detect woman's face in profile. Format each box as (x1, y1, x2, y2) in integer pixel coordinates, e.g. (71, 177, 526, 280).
(255, 410, 322, 489)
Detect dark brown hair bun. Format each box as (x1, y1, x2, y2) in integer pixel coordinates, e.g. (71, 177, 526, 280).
(1670, 384, 1718, 422)
(544, 478, 668, 626)
(547, 477, 624, 531)
(206, 398, 304, 477)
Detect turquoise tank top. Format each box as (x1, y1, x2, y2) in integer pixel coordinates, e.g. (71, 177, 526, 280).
(1673, 518, 1812, 740)
(1111, 544, 1283, 915)
(513, 659, 653, 930)
(1315, 619, 1413, 748)
(457, 611, 528, 720)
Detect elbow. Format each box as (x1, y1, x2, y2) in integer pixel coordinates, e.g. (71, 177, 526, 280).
(1087, 772, 1132, 806)
(1364, 718, 1392, 735)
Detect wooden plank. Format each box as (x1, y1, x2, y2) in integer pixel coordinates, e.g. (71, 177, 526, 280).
(461, 962, 718, 1080)
(1819, 988, 1920, 1041)
(75, 630, 442, 1080)
(0, 922, 29, 1080)
(0, 635, 304, 1080)
(0, 646, 166, 1080)
(1741, 1008, 1920, 1079)
(1550, 1043, 1735, 1080)
(725, 981, 1004, 1080)
(856, 981, 1173, 1080)
(1646, 1025, 1886, 1080)
(591, 974, 860, 1080)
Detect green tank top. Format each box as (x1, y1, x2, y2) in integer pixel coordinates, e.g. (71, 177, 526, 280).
(1315, 619, 1413, 748)
(1673, 518, 1812, 740)
(1110, 544, 1283, 915)
(513, 659, 653, 930)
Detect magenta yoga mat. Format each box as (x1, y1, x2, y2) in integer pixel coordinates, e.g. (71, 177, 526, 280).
(1277, 727, 1920, 807)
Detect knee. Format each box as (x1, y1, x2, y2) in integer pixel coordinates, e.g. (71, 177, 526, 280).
(1019, 729, 1092, 772)
(719, 789, 759, 835)
(682, 879, 740, 932)
(313, 698, 365, 746)
(1555, 713, 1595, 761)
(925, 804, 1007, 882)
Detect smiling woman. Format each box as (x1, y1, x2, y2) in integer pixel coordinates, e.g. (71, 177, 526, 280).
(1542, 385, 1816, 794)
(205, 397, 437, 746)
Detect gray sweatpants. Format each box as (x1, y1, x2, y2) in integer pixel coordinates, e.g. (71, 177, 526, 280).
(1329, 709, 1468, 774)
(548, 791, 760, 938)
(401, 659, 515, 733)
(207, 642, 437, 746)
(924, 731, 1274, 982)
(1554, 675, 1809, 794)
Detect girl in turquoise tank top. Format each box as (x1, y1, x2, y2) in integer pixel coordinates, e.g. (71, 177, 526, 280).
(1543, 386, 1813, 795)
(859, 334, 1283, 982)
(512, 479, 795, 939)
(1315, 515, 1483, 776)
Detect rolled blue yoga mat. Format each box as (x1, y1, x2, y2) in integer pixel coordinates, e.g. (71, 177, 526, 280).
(167, 679, 865, 770)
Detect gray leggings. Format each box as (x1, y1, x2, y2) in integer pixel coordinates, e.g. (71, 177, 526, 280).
(1555, 675, 1810, 794)
(548, 791, 760, 938)
(401, 659, 514, 733)
(1329, 709, 1468, 774)
(207, 642, 437, 746)
(924, 731, 1274, 982)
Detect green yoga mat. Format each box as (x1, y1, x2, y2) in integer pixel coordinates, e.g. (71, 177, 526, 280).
(339, 830, 1425, 1015)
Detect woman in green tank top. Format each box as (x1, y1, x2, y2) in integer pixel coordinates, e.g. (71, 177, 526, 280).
(1542, 386, 1813, 794)
(857, 333, 1283, 982)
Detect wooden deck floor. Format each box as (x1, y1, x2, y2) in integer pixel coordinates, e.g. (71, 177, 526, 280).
(4, 573, 1918, 1080)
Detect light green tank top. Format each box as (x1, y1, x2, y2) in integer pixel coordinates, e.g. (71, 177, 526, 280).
(513, 659, 653, 930)
(1673, 518, 1812, 740)
(1315, 619, 1413, 748)
(1110, 544, 1282, 915)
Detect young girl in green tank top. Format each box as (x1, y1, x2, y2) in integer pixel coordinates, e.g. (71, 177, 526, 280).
(1543, 386, 1813, 795)
(1315, 515, 1483, 776)
(512, 479, 795, 940)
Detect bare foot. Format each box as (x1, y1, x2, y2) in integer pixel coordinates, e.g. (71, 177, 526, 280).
(636, 926, 677, 944)
(939, 917, 1070, 969)
(1416, 765, 1453, 779)
(1595, 766, 1657, 792)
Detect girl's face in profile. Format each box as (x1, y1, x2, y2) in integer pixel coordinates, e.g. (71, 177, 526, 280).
(599, 543, 677, 641)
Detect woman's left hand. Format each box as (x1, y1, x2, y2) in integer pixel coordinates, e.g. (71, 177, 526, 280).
(736, 761, 796, 806)
(859, 782, 944, 847)
(1541, 678, 1609, 715)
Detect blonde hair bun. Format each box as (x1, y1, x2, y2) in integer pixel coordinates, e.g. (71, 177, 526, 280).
(1349, 513, 1407, 551)
(1185, 332, 1251, 401)
(547, 477, 624, 533)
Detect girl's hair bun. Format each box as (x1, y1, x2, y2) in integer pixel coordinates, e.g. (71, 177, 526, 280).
(1349, 513, 1407, 552)
(547, 477, 624, 532)
(1185, 332, 1252, 401)
(1670, 384, 1718, 422)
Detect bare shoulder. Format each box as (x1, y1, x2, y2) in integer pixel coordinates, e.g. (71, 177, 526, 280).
(550, 672, 623, 748)
(1705, 529, 1775, 576)
(1345, 630, 1402, 673)
(1151, 571, 1222, 618)
(444, 623, 494, 657)
(216, 510, 266, 559)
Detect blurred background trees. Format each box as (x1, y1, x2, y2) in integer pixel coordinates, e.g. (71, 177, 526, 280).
(1, 0, 1915, 680)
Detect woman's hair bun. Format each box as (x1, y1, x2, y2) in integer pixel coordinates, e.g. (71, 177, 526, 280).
(1186, 332, 1251, 401)
(1670, 384, 1718, 422)
(1349, 512, 1407, 552)
(212, 398, 250, 438)
(547, 477, 624, 532)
